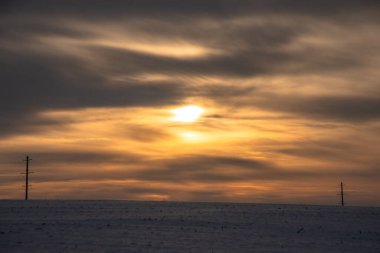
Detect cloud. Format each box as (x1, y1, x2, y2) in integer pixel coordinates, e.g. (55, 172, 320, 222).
(0, 47, 186, 136)
(126, 155, 380, 183)
(2, 151, 378, 185)
(118, 124, 172, 142)
(1, 0, 380, 204)
(241, 94, 380, 122)
(130, 155, 274, 183)
(4, 0, 379, 19)
(1, 147, 379, 204)
(1, 0, 379, 133)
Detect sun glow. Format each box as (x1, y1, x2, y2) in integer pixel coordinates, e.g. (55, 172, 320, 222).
(180, 131, 200, 139)
(171, 105, 204, 123)
(178, 131, 206, 143)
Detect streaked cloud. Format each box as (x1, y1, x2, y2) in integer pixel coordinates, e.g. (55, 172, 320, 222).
(0, 0, 379, 205)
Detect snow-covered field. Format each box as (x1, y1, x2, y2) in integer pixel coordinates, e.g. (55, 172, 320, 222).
(0, 201, 379, 253)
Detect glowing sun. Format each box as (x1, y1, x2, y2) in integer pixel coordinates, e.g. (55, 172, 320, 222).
(171, 105, 204, 123)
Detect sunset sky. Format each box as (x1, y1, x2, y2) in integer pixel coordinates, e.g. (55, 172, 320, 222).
(1, 0, 380, 206)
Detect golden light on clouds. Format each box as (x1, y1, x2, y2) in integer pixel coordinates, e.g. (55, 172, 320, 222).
(1, 1, 380, 206)
(37, 35, 220, 60)
(179, 131, 202, 142)
(171, 105, 204, 123)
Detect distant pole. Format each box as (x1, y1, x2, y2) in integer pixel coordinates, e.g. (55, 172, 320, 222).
(23, 156, 31, 200)
(340, 181, 344, 207)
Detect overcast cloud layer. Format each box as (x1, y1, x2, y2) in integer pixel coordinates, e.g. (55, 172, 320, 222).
(1, 1, 380, 205)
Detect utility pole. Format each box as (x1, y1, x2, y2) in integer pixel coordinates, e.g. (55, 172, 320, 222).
(340, 181, 344, 207)
(23, 156, 31, 200)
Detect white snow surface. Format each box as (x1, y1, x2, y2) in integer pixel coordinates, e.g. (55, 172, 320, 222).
(0, 200, 379, 253)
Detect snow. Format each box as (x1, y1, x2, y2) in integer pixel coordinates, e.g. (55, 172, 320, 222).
(0, 200, 379, 252)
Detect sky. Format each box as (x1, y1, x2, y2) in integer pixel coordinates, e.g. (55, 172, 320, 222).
(1, 0, 380, 206)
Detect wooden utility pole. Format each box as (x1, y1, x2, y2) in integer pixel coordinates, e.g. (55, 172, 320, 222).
(23, 156, 31, 200)
(340, 181, 344, 207)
